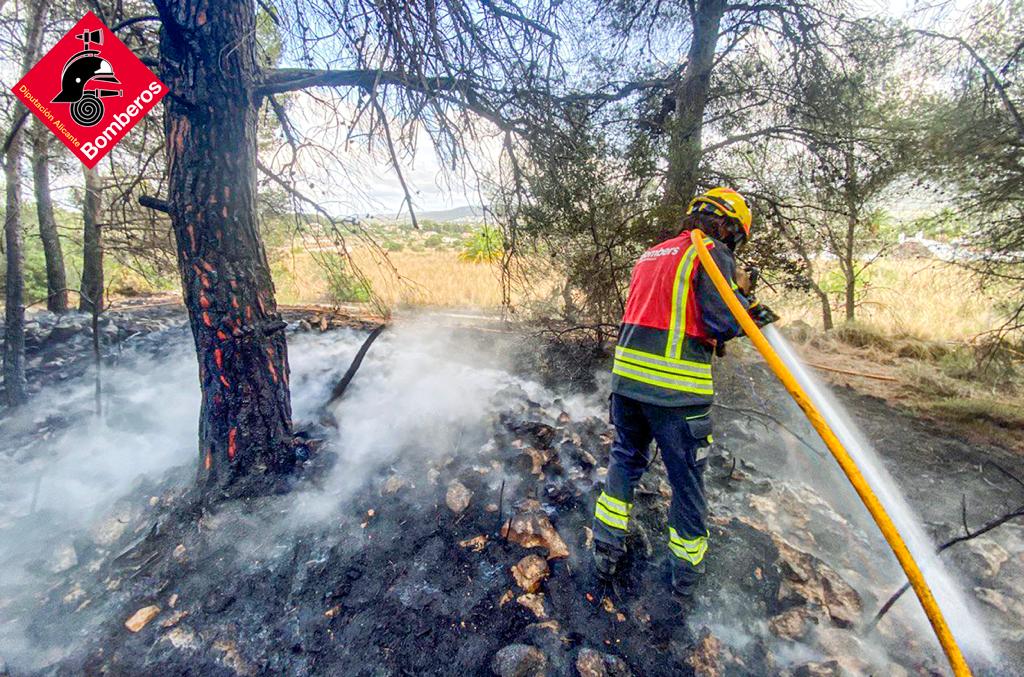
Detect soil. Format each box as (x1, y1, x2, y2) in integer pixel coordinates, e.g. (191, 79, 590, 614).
(0, 304, 1022, 676)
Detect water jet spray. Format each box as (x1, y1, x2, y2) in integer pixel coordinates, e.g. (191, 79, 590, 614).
(690, 228, 978, 677)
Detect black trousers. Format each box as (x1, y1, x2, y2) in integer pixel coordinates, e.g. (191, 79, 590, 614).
(593, 393, 712, 569)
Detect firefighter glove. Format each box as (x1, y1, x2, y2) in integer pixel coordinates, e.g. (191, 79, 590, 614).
(748, 302, 779, 328)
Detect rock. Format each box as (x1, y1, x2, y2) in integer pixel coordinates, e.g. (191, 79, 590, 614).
(446, 481, 472, 513)
(527, 620, 561, 635)
(784, 660, 841, 677)
(769, 607, 812, 641)
(772, 535, 861, 628)
(522, 447, 551, 477)
(512, 421, 557, 449)
(214, 638, 257, 675)
(512, 554, 550, 593)
(49, 313, 89, 342)
(49, 543, 78, 573)
(427, 468, 440, 485)
(685, 630, 722, 677)
(383, 475, 408, 495)
(576, 647, 631, 677)
(459, 535, 489, 552)
(162, 626, 199, 651)
(172, 544, 188, 562)
(491, 643, 547, 677)
(517, 592, 547, 619)
(975, 586, 1024, 638)
(125, 605, 161, 632)
(964, 539, 1009, 578)
(159, 610, 189, 628)
(501, 499, 570, 559)
(813, 628, 870, 675)
(658, 478, 672, 498)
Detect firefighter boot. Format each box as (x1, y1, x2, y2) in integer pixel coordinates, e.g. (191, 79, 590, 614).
(594, 541, 624, 582)
(671, 561, 706, 597)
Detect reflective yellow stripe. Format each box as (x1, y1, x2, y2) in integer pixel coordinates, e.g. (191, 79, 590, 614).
(614, 346, 711, 379)
(598, 491, 632, 513)
(595, 491, 631, 531)
(617, 345, 711, 373)
(612, 363, 715, 395)
(666, 245, 699, 359)
(595, 504, 628, 531)
(669, 528, 709, 565)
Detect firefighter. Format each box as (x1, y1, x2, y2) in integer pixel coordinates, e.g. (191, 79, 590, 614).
(592, 187, 777, 596)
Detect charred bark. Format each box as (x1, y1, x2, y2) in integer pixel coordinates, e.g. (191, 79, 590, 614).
(657, 0, 727, 240)
(31, 126, 68, 313)
(155, 0, 295, 497)
(79, 165, 104, 314)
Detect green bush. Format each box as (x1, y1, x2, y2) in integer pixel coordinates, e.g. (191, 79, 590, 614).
(423, 233, 444, 248)
(459, 226, 503, 263)
(323, 253, 372, 303)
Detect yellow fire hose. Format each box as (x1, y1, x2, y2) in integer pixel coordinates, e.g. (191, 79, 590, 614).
(690, 229, 971, 677)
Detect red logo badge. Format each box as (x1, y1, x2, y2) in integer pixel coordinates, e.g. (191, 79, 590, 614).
(11, 12, 166, 168)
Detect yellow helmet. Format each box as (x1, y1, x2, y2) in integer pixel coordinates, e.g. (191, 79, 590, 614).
(686, 187, 752, 241)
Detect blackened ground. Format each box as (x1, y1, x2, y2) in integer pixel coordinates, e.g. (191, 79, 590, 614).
(14, 397, 805, 677)
(2, 316, 1022, 676)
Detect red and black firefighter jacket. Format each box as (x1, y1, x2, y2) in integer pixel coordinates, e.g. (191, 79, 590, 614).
(611, 230, 751, 408)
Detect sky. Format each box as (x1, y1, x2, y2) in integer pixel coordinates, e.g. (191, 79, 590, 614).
(271, 97, 497, 217)
(2, 0, 977, 218)
(277, 0, 976, 219)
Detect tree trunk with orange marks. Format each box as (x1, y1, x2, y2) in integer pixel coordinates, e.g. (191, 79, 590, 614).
(156, 0, 294, 497)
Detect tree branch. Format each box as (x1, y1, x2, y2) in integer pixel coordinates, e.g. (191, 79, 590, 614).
(138, 195, 170, 213)
(867, 503, 1024, 630)
(479, 0, 559, 39)
(914, 28, 1024, 141)
(256, 68, 461, 97)
(369, 92, 419, 229)
(111, 15, 160, 33)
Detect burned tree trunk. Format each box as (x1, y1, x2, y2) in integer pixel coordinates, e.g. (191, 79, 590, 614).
(79, 166, 104, 314)
(3, 125, 28, 407)
(658, 0, 727, 239)
(32, 126, 69, 313)
(155, 0, 294, 497)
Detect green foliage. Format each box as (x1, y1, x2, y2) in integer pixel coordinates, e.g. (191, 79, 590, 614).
(494, 113, 657, 328)
(458, 226, 503, 263)
(818, 267, 871, 297)
(22, 242, 51, 303)
(423, 233, 445, 248)
(323, 253, 372, 303)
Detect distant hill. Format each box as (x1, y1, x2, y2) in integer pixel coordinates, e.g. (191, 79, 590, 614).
(373, 205, 483, 224)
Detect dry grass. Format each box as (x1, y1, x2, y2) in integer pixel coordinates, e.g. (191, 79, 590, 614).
(764, 259, 1013, 344)
(272, 249, 1014, 346)
(788, 321, 1024, 452)
(270, 246, 553, 308)
(274, 249, 1012, 347)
